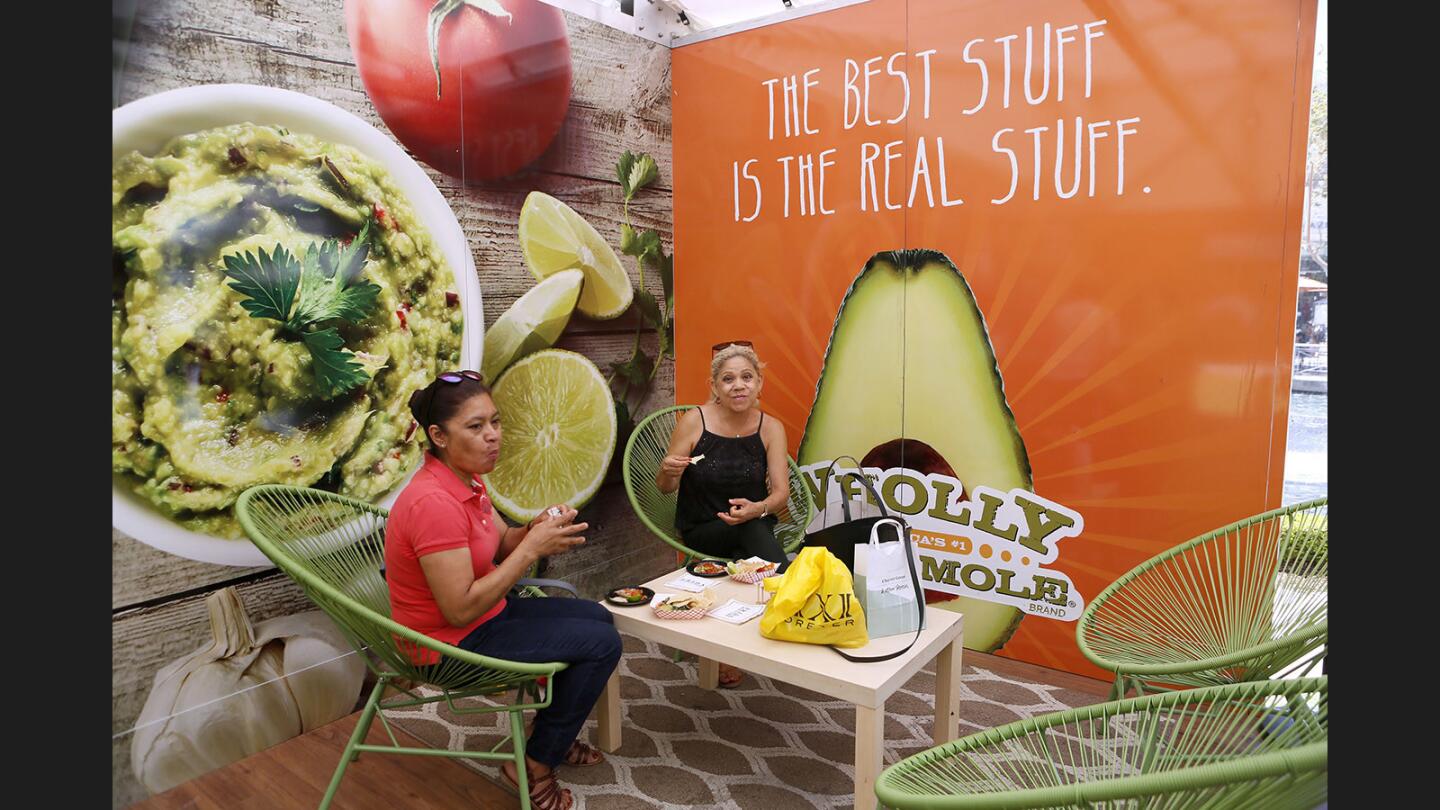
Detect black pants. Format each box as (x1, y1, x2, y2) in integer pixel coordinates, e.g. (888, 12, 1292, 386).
(452, 598, 622, 767)
(683, 518, 786, 563)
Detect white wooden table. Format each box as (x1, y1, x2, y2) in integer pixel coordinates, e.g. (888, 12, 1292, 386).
(597, 566, 965, 809)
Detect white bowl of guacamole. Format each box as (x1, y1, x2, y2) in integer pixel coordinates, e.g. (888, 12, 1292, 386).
(113, 84, 483, 566)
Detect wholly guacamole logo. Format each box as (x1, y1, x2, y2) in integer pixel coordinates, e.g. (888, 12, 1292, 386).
(802, 462, 1086, 621)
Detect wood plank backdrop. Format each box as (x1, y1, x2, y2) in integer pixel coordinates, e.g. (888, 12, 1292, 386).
(112, 1, 677, 806)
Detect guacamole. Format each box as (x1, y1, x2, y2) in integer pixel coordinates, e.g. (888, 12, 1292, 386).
(112, 123, 463, 538)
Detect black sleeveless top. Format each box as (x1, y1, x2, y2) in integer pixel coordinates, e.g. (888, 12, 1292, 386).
(675, 409, 777, 535)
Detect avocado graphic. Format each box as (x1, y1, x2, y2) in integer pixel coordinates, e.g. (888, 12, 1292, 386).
(798, 249, 1033, 652)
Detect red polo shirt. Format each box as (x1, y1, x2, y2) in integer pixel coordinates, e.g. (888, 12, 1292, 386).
(385, 453, 507, 663)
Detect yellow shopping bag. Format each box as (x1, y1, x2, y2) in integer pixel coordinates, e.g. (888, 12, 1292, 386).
(760, 547, 868, 648)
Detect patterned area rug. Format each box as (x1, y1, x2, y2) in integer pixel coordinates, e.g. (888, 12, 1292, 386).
(385, 633, 1105, 809)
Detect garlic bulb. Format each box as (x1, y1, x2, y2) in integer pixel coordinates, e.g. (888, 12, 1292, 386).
(131, 587, 366, 795)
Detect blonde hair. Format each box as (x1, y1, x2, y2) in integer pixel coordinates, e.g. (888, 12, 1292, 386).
(710, 344, 764, 381)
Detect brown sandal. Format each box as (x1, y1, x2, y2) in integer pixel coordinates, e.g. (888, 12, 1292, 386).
(718, 664, 744, 689)
(501, 764, 573, 810)
(563, 739, 605, 767)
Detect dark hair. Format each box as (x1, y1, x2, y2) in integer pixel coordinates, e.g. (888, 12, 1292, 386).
(407, 375, 492, 449)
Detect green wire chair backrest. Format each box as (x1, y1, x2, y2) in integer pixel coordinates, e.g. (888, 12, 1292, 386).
(1077, 497, 1328, 684)
(235, 485, 564, 690)
(876, 676, 1328, 810)
(621, 405, 816, 560)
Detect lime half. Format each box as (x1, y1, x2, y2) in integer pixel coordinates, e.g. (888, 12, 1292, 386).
(482, 268, 584, 384)
(519, 191, 632, 320)
(483, 349, 617, 522)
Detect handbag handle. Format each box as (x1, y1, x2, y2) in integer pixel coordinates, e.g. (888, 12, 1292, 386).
(830, 517, 927, 664)
(818, 455, 890, 525)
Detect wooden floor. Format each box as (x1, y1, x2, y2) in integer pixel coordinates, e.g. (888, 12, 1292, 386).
(132, 711, 520, 810)
(970, 649, 1113, 699)
(131, 652, 1109, 810)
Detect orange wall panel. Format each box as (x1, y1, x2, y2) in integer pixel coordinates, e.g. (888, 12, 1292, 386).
(672, 0, 1317, 678)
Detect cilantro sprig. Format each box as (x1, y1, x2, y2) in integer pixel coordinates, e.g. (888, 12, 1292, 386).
(222, 219, 383, 398)
(607, 151, 673, 432)
(618, 151, 659, 204)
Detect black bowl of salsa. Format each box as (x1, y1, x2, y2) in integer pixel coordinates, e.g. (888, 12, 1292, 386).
(686, 559, 730, 578)
(605, 586, 655, 606)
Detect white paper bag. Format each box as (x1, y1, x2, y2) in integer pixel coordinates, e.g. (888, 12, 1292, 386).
(853, 518, 924, 639)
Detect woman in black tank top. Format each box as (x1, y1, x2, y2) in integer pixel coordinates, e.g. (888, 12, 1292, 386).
(655, 343, 791, 687)
(674, 406, 778, 533)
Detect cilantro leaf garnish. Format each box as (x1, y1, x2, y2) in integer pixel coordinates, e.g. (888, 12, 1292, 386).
(302, 328, 371, 399)
(620, 222, 661, 260)
(616, 151, 637, 197)
(618, 150, 658, 202)
(222, 244, 301, 323)
(292, 220, 382, 326)
(633, 288, 662, 329)
(656, 249, 674, 315)
(329, 218, 374, 286)
(221, 220, 384, 399)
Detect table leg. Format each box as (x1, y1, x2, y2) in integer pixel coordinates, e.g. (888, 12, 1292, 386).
(596, 669, 622, 752)
(698, 657, 720, 690)
(854, 702, 884, 810)
(933, 638, 963, 745)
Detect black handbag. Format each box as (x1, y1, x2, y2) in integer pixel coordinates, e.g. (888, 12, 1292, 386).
(831, 515, 927, 663)
(802, 456, 893, 573)
(795, 457, 928, 663)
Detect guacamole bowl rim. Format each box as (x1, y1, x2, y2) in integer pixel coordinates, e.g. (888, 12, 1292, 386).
(113, 83, 483, 567)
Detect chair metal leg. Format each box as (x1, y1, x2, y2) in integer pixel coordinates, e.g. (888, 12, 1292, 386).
(321, 677, 387, 810)
(510, 709, 531, 810)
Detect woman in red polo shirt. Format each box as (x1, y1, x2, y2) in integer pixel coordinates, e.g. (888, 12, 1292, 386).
(386, 370, 620, 810)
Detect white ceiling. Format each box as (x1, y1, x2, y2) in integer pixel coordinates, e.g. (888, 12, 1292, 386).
(669, 0, 831, 30)
(544, 0, 868, 47)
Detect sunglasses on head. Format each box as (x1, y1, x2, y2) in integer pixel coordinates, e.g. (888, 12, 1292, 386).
(423, 370, 485, 429)
(711, 340, 754, 354)
(437, 370, 484, 384)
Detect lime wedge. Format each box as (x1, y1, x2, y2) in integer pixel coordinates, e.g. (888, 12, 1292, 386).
(482, 349, 617, 522)
(481, 268, 584, 383)
(518, 191, 632, 320)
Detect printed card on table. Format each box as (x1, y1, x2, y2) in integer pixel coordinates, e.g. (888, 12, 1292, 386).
(708, 599, 765, 625)
(665, 573, 712, 593)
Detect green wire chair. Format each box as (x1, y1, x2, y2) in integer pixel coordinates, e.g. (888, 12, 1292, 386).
(1077, 498, 1328, 699)
(235, 484, 571, 810)
(875, 676, 1327, 809)
(621, 404, 817, 563)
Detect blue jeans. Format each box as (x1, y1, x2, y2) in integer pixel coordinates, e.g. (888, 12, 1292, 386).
(453, 597, 622, 767)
